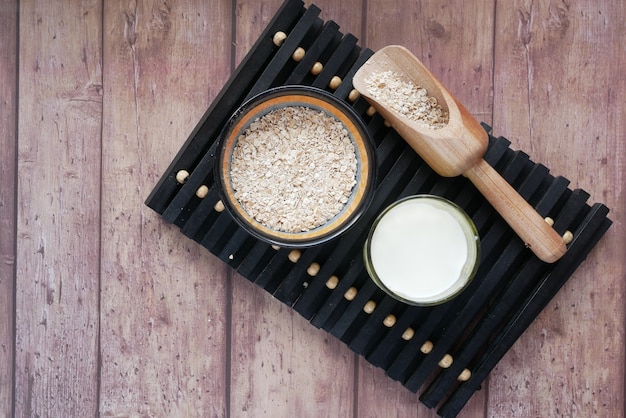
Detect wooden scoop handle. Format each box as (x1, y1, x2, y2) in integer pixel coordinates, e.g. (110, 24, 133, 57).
(464, 159, 567, 263)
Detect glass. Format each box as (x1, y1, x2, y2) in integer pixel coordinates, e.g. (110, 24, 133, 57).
(364, 195, 480, 306)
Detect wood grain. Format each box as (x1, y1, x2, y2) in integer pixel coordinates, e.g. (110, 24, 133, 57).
(0, 0, 18, 416)
(99, 0, 232, 415)
(230, 276, 355, 416)
(14, 1, 102, 416)
(488, 1, 626, 416)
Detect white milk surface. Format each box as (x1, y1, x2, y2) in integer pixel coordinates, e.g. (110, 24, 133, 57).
(369, 199, 472, 302)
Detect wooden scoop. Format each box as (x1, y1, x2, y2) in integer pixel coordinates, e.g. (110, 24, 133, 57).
(353, 45, 567, 263)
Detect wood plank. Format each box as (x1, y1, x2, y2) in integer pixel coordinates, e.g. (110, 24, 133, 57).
(230, 277, 355, 416)
(229, 1, 357, 415)
(357, 1, 495, 416)
(14, 1, 102, 416)
(99, 1, 232, 415)
(489, 1, 625, 416)
(0, 0, 18, 416)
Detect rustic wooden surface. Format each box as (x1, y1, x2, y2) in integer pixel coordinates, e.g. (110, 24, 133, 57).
(1, 0, 624, 417)
(1, 0, 17, 414)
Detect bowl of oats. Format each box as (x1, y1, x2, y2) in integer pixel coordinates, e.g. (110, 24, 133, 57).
(215, 85, 376, 247)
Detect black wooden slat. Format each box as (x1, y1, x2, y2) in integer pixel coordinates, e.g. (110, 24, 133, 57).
(396, 160, 438, 200)
(483, 135, 511, 167)
(438, 204, 611, 418)
(384, 149, 546, 383)
(199, 212, 239, 254)
(427, 175, 464, 200)
(255, 242, 331, 298)
(180, 185, 222, 240)
(271, 246, 324, 304)
(311, 34, 359, 90)
(405, 165, 571, 392)
(365, 305, 428, 369)
(160, 143, 218, 224)
(329, 279, 379, 341)
(332, 43, 362, 86)
(533, 176, 570, 217)
(245, 5, 322, 100)
(514, 163, 550, 207)
(253, 249, 300, 291)
(217, 228, 255, 268)
(236, 241, 278, 282)
(404, 241, 529, 391)
(333, 49, 375, 100)
(310, 256, 365, 329)
(419, 188, 592, 409)
(553, 189, 591, 233)
(501, 150, 530, 185)
(270, 19, 326, 88)
(285, 20, 341, 84)
(371, 129, 408, 177)
(348, 295, 400, 355)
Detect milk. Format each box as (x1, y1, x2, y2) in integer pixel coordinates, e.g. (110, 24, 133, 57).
(365, 196, 479, 305)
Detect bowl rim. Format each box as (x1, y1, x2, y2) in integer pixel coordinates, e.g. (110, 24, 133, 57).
(215, 85, 377, 248)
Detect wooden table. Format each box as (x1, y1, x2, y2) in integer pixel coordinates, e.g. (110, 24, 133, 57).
(1, 0, 624, 416)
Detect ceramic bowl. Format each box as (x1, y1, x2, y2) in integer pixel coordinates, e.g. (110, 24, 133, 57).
(216, 85, 376, 248)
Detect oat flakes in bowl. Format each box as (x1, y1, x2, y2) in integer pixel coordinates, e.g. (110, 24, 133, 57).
(216, 86, 376, 248)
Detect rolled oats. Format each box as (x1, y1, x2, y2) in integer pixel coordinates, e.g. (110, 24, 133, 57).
(365, 70, 449, 128)
(230, 106, 358, 233)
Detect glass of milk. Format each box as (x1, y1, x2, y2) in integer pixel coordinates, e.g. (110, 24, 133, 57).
(363, 195, 480, 306)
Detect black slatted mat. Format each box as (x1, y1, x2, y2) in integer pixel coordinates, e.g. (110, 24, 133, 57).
(145, 1, 612, 416)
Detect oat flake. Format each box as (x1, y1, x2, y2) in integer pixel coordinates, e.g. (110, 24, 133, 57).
(230, 106, 358, 233)
(365, 70, 449, 128)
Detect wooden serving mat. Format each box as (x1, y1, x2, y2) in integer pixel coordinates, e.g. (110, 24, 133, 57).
(145, 1, 612, 416)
